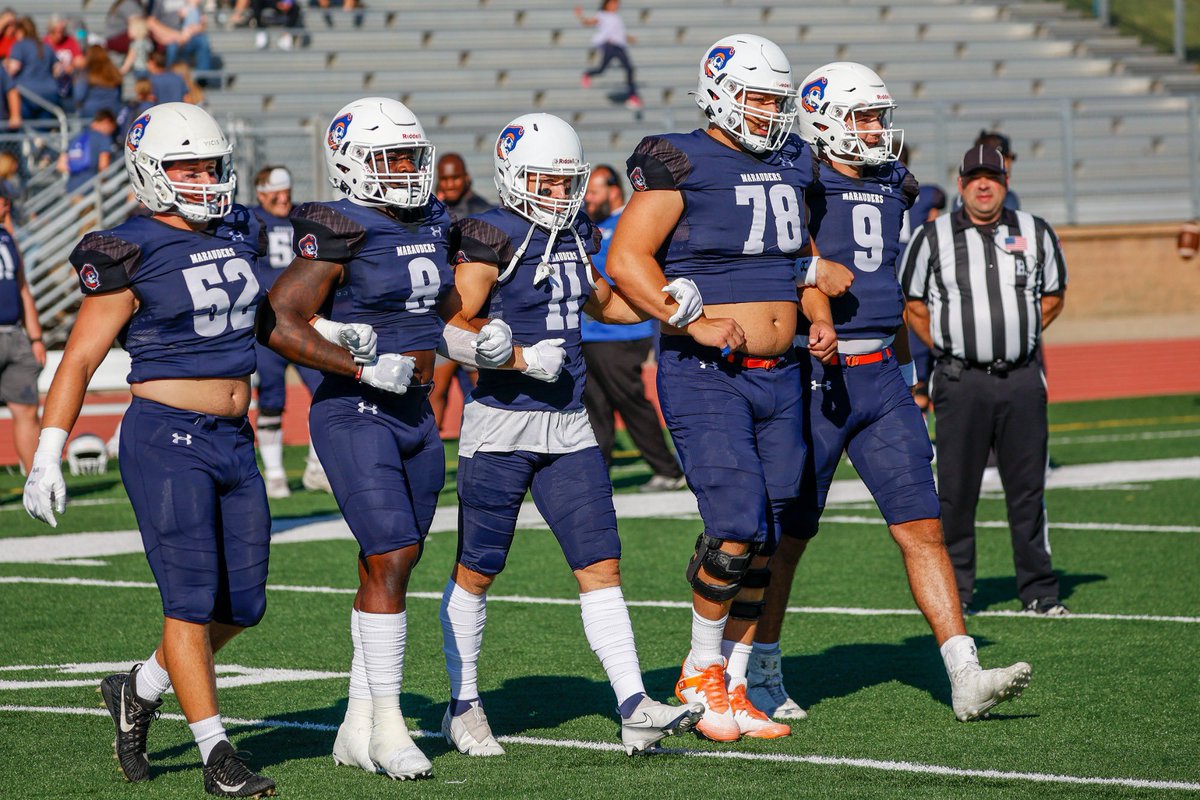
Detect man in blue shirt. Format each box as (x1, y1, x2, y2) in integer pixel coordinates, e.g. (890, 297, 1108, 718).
(0, 185, 44, 472)
(580, 165, 685, 491)
(58, 109, 117, 194)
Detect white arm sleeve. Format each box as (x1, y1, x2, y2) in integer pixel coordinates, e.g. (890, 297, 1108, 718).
(439, 324, 490, 367)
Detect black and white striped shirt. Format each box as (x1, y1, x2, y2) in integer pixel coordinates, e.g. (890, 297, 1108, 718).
(900, 208, 1066, 364)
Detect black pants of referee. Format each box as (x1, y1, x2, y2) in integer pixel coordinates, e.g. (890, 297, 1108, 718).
(582, 338, 682, 479)
(931, 357, 1061, 607)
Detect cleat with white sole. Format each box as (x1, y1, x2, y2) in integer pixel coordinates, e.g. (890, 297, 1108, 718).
(442, 704, 505, 756)
(746, 651, 808, 720)
(264, 475, 291, 499)
(332, 720, 378, 772)
(728, 682, 791, 739)
(620, 698, 703, 755)
(369, 716, 432, 780)
(952, 662, 1032, 721)
(302, 462, 333, 493)
(675, 663, 740, 742)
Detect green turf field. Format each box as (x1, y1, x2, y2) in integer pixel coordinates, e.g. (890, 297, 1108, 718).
(0, 394, 1197, 798)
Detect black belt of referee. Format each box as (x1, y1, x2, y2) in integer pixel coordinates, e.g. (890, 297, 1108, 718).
(938, 350, 1037, 376)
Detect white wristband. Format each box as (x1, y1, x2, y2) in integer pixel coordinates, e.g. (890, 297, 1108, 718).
(310, 316, 340, 342)
(797, 256, 822, 287)
(36, 427, 69, 459)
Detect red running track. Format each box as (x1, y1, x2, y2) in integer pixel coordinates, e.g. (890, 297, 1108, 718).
(1, 338, 1196, 466)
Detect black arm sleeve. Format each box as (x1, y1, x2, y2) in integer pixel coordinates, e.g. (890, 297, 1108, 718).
(69, 233, 141, 295)
(902, 172, 921, 210)
(452, 218, 513, 266)
(289, 203, 367, 263)
(626, 136, 692, 191)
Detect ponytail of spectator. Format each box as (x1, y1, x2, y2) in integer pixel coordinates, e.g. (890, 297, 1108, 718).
(73, 44, 123, 118)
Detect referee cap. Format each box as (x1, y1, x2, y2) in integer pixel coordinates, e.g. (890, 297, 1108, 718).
(959, 145, 1007, 177)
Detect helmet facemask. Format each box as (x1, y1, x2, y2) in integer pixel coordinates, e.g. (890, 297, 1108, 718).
(714, 79, 797, 154)
(820, 103, 903, 167)
(147, 155, 236, 222)
(503, 162, 590, 232)
(346, 142, 436, 208)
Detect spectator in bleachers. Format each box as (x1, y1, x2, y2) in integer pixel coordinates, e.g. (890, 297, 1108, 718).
(245, 1, 304, 51)
(0, 10, 18, 60)
(103, 0, 148, 55)
(0, 56, 20, 131)
(118, 15, 154, 77)
(73, 45, 125, 119)
(0, 158, 18, 230)
(116, 77, 155, 137)
(58, 109, 117, 195)
(152, 0, 215, 74)
(6, 17, 64, 118)
(45, 14, 85, 102)
(576, 0, 641, 110)
(436, 152, 492, 222)
(146, 50, 189, 104)
(312, 0, 363, 29)
(0, 183, 45, 473)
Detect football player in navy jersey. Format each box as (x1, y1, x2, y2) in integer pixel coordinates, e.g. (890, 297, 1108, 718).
(247, 164, 331, 498)
(747, 63, 1032, 724)
(606, 34, 853, 742)
(23, 103, 277, 797)
(257, 97, 461, 781)
(437, 112, 704, 758)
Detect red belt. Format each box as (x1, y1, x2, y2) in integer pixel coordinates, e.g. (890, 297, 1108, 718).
(725, 352, 784, 370)
(837, 346, 893, 367)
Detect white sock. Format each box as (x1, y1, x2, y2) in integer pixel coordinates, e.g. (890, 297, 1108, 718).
(258, 424, 284, 477)
(940, 634, 980, 677)
(348, 609, 370, 701)
(439, 580, 486, 703)
(685, 610, 728, 673)
(189, 714, 227, 764)
(359, 611, 406, 701)
(135, 651, 171, 702)
(722, 641, 753, 686)
(579, 586, 645, 708)
(306, 444, 321, 469)
(751, 640, 782, 657)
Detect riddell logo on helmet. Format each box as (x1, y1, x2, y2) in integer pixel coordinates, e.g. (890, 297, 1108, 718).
(704, 46, 735, 78)
(127, 114, 150, 152)
(497, 125, 525, 158)
(298, 233, 318, 259)
(80, 263, 101, 290)
(327, 112, 353, 152)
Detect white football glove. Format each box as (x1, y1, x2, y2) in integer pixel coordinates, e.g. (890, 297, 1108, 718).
(312, 317, 378, 365)
(474, 319, 514, 367)
(521, 338, 566, 383)
(24, 428, 69, 527)
(662, 277, 704, 327)
(357, 353, 416, 394)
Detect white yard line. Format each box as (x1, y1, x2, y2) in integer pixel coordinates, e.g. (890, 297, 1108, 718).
(2, 456, 1196, 565)
(0, 704, 1196, 791)
(2, 576, 1197, 624)
(1050, 429, 1200, 445)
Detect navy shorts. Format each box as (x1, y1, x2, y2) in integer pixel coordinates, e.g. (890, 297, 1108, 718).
(457, 446, 620, 576)
(254, 342, 323, 413)
(656, 336, 805, 551)
(119, 397, 271, 627)
(782, 351, 939, 539)
(309, 377, 445, 557)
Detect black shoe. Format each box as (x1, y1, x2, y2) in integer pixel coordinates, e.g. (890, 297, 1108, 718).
(203, 741, 276, 798)
(1024, 597, 1070, 617)
(98, 665, 162, 782)
(961, 601, 976, 617)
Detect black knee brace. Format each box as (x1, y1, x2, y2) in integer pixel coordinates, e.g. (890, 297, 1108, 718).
(256, 410, 283, 431)
(729, 599, 765, 620)
(686, 534, 756, 604)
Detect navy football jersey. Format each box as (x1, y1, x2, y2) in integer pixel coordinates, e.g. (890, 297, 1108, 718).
(68, 207, 268, 383)
(806, 159, 918, 340)
(251, 205, 294, 290)
(625, 129, 813, 304)
(453, 207, 602, 413)
(290, 198, 454, 355)
(0, 229, 23, 325)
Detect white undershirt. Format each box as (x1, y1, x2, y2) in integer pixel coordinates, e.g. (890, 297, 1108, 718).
(457, 402, 598, 459)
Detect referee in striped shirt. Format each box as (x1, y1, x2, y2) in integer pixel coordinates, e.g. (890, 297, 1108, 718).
(900, 144, 1069, 616)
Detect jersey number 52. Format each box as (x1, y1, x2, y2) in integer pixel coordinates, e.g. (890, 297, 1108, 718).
(182, 258, 261, 337)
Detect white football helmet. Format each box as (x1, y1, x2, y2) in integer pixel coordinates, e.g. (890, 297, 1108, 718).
(324, 97, 435, 208)
(124, 102, 235, 222)
(494, 113, 590, 231)
(797, 62, 904, 167)
(694, 34, 797, 154)
(67, 434, 108, 476)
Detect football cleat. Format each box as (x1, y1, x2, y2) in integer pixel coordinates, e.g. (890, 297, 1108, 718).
(442, 704, 505, 757)
(202, 740, 276, 798)
(675, 662, 740, 742)
(620, 698, 703, 755)
(951, 662, 1032, 722)
(302, 461, 333, 493)
(369, 715, 432, 780)
(98, 665, 162, 782)
(746, 651, 808, 720)
(728, 681, 791, 739)
(332, 718, 378, 773)
(264, 475, 291, 499)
